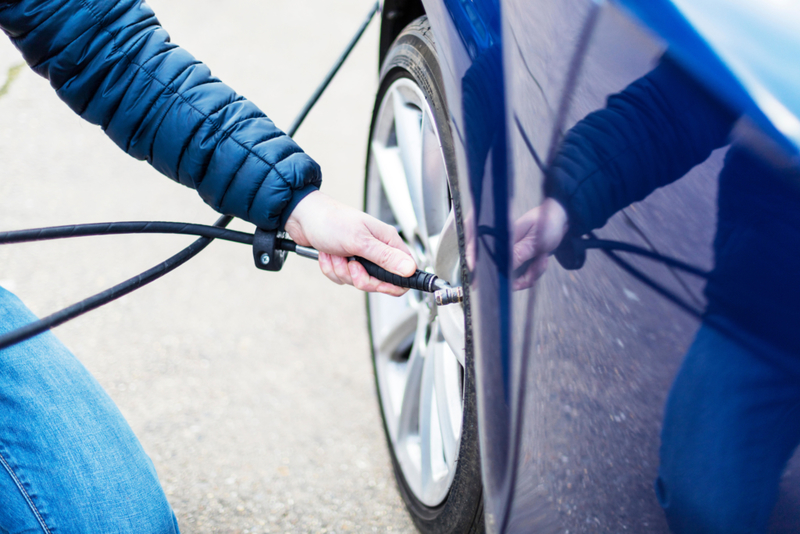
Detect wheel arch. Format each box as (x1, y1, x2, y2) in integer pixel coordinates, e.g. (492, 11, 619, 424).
(379, 0, 426, 67)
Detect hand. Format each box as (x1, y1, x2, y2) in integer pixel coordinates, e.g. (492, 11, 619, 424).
(512, 198, 569, 290)
(284, 191, 417, 296)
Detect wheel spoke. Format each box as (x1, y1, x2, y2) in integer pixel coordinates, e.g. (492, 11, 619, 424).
(434, 337, 463, 466)
(433, 209, 459, 281)
(418, 325, 438, 497)
(395, 315, 428, 444)
(392, 88, 428, 245)
(376, 303, 418, 356)
(421, 112, 450, 243)
(433, 209, 466, 367)
(438, 303, 466, 367)
(370, 141, 419, 243)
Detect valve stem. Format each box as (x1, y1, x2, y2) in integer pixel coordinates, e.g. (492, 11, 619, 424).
(434, 286, 464, 306)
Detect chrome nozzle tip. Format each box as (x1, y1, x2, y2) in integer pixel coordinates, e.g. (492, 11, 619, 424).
(434, 286, 463, 306)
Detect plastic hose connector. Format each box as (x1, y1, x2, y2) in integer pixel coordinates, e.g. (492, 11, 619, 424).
(253, 228, 287, 272)
(351, 257, 438, 292)
(554, 236, 587, 270)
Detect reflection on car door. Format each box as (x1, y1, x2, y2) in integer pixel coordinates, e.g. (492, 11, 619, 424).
(503, 1, 800, 533)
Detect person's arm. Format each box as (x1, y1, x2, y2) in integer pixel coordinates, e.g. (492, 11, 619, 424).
(545, 57, 737, 237)
(0, 0, 318, 230)
(512, 57, 737, 289)
(284, 191, 416, 296)
(0, 0, 415, 294)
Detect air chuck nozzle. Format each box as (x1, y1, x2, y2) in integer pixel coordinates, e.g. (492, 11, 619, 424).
(435, 286, 464, 306)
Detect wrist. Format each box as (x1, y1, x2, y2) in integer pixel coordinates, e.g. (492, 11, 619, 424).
(284, 190, 323, 247)
(544, 197, 569, 239)
(281, 185, 320, 231)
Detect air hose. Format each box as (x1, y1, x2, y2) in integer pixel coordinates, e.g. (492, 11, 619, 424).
(553, 233, 709, 320)
(0, 2, 380, 351)
(0, 221, 255, 246)
(0, 215, 234, 351)
(0, 215, 458, 351)
(0, 0, 712, 350)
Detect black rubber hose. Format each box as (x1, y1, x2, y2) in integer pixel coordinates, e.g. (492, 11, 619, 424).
(0, 3, 380, 350)
(583, 232, 706, 320)
(599, 247, 705, 320)
(0, 223, 442, 293)
(286, 1, 379, 136)
(0, 221, 254, 246)
(515, 235, 709, 280)
(350, 257, 438, 292)
(513, 232, 709, 320)
(0, 215, 233, 351)
(580, 238, 709, 278)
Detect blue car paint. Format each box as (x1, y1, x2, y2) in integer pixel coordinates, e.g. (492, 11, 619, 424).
(616, 0, 800, 154)
(404, 0, 800, 531)
(429, 0, 518, 527)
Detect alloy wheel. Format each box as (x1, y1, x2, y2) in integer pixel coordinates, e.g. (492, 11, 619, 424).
(366, 77, 467, 507)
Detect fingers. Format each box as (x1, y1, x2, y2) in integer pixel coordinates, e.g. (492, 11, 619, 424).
(298, 198, 416, 294)
(318, 253, 341, 284)
(347, 219, 413, 295)
(513, 233, 538, 270)
(319, 252, 408, 296)
(362, 219, 416, 276)
(510, 200, 570, 277)
(331, 254, 354, 285)
(513, 256, 548, 291)
(513, 209, 538, 243)
(369, 218, 412, 254)
(318, 253, 348, 285)
(348, 261, 408, 296)
(512, 208, 541, 270)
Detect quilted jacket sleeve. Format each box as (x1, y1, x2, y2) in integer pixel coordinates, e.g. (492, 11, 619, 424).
(545, 57, 736, 237)
(0, 0, 321, 230)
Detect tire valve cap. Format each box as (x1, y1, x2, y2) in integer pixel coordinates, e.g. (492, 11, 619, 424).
(434, 286, 463, 306)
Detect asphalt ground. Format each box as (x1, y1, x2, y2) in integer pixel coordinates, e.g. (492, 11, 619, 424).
(0, 1, 416, 532)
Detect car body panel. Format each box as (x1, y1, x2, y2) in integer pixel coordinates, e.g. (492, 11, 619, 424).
(419, 0, 515, 527)
(617, 0, 800, 152)
(501, 1, 800, 532)
(386, 0, 800, 532)
(503, 4, 694, 531)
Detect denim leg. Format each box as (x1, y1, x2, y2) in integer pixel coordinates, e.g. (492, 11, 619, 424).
(0, 287, 179, 533)
(656, 321, 800, 534)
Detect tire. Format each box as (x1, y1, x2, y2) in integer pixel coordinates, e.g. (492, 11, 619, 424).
(364, 16, 484, 534)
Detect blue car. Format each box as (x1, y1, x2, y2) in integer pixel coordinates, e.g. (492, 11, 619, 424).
(363, 1, 800, 532)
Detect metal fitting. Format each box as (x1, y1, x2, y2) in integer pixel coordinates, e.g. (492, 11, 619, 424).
(434, 286, 463, 306)
(260, 253, 270, 265)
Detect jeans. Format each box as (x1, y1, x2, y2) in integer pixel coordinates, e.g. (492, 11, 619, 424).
(0, 287, 179, 533)
(656, 319, 800, 534)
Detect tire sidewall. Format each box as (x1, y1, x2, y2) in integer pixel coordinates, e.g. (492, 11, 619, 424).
(364, 16, 484, 534)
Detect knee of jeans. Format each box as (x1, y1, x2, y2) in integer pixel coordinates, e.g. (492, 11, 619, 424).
(68, 484, 179, 534)
(655, 475, 760, 534)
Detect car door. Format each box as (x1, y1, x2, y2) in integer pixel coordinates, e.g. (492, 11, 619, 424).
(501, 0, 800, 532)
(463, 0, 604, 530)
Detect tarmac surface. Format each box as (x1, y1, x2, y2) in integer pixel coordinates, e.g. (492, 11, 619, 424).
(0, 1, 416, 532)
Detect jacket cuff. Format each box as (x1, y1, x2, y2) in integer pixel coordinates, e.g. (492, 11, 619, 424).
(279, 183, 320, 230)
(545, 172, 587, 238)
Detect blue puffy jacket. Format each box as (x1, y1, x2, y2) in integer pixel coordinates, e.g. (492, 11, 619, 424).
(0, 0, 321, 230)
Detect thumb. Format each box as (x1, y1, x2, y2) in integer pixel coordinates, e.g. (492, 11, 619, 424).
(360, 236, 417, 277)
